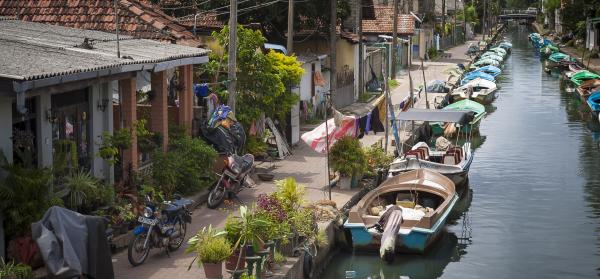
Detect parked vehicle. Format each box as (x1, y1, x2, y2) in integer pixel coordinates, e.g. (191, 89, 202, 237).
(207, 153, 255, 209)
(128, 195, 193, 266)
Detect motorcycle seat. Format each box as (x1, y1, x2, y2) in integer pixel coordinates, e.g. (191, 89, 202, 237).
(233, 154, 254, 173)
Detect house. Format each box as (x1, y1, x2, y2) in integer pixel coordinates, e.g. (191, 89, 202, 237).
(0, 18, 209, 182)
(586, 17, 600, 51)
(0, 0, 202, 47)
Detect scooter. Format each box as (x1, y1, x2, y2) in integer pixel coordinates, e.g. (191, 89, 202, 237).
(207, 153, 254, 209)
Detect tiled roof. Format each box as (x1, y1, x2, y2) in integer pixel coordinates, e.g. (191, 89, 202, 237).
(176, 11, 224, 30)
(0, 0, 202, 47)
(0, 19, 208, 81)
(362, 6, 415, 35)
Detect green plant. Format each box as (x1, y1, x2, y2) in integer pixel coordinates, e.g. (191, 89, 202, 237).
(273, 251, 286, 265)
(53, 139, 78, 176)
(135, 119, 161, 153)
(0, 153, 63, 238)
(274, 178, 305, 212)
(240, 274, 257, 279)
(389, 79, 399, 89)
(315, 229, 329, 248)
(224, 206, 270, 252)
(115, 203, 136, 223)
(152, 136, 217, 197)
(246, 136, 268, 156)
(97, 128, 132, 165)
(186, 225, 231, 265)
(427, 47, 438, 60)
(63, 170, 99, 210)
(329, 136, 368, 177)
(363, 146, 394, 176)
(290, 207, 316, 239)
(98, 184, 116, 206)
(0, 258, 33, 279)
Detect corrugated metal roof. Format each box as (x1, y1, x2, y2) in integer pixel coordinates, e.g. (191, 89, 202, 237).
(0, 19, 209, 81)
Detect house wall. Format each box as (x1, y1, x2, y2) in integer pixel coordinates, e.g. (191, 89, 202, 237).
(89, 82, 113, 181)
(36, 94, 52, 168)
(0, 97, 12, 163)
(299, 63, 313, 101)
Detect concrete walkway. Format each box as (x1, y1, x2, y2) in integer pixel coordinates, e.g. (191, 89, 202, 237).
(110, 39, 476, 279)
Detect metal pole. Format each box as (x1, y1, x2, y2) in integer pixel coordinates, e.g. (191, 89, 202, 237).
(391, 0, 399, 79)
(287, 0, 294, 54)
(328, 0, 337, 201)
(454, 0, 457, 45)
(324, 94, 331, 200)
(483, 0, 487, 40)
(114, 0, 120, 58)
(227, 0, 238, 113)
(421, 58, 429, 109)
(384, 55, 389, 153)
(358, 0, 364, 97)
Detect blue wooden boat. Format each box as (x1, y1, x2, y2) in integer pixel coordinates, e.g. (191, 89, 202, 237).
(344, 169, 458, 255)
(587, 91, 600, 115)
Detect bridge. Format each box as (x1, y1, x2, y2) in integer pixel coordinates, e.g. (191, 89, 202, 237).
(498, 9, 537, 22)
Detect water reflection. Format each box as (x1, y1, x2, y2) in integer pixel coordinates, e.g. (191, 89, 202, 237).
(322, 25, 600, 278)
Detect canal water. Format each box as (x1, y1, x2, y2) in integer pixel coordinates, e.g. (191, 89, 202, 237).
(321, 26, 600, 278)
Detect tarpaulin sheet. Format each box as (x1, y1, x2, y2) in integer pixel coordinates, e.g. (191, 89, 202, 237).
(301, 115, 357, 153)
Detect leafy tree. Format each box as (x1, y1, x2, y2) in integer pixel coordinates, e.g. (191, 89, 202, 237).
(209, 25, 303, 126)
(457, 4, 479, 25)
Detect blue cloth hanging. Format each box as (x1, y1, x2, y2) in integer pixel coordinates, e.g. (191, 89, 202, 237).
(194, 83, 209, 98)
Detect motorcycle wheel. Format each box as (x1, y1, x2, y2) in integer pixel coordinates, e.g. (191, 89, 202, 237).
(168, 219, 187, 251)
(128, 233, 150, 267)
(207, 180, 226, 209)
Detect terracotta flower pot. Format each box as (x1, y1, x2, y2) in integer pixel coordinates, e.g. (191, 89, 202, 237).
(202, 262, 223, 279)
(225, 248, 246, 271)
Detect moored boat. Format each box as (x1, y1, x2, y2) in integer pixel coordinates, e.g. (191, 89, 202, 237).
(587, 91, 600, 117)
(344, 169, 459, 258)
(451, 78, 498, 105)
(432, 100, 486, 135)
(570, 70, 600, 87)
(575, 79, 600, 102)
(460, 71, 495, 85)
(472, 65, 502, 77)
(389, 109, 475, 188)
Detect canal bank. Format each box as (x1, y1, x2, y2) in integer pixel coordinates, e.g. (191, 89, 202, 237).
(321, 23, 600, 279)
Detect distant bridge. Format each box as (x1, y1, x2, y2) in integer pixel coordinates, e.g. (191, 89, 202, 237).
(498, 9, 537, 22)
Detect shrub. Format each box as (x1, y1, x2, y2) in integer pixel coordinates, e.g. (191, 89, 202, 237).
(0, 161, 63, 238)
(186, 226, 232, 264)
(274, 178, 305, 212)
(246, 136, 268, 156)
(329, 136, 367, 177)
(152, 136, 217, 197)
(363, 146, 394, 176)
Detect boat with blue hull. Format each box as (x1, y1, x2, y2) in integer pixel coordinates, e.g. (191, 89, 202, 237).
(587, 91, 600, 117)
(344, 169, 459, 256)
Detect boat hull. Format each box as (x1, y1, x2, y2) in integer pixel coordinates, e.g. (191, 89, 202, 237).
(389, 154, 473, 193)
(345, 194, 459, 254)
(452, 90, 497, 105)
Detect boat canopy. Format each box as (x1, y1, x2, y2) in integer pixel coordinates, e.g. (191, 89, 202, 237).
(473, 65, 501, 77)
(443, 99, 486, 115)
(396, 109, 474, 125)
(461, 71, 495, 85)
(473, 58, 500, 67)
(540, 44, 559, 54)
(571, 71, 600, 86)
(499, 42, 512, 49)
(481, 53, 504, 61)
(549, 52, 569, 62)
(490, 47, 507, 55)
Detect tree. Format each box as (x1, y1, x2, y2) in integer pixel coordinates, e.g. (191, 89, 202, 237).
(208, 25, 303, 126)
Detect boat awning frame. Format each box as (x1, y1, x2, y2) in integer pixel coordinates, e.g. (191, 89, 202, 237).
(396, 108, 474, 125)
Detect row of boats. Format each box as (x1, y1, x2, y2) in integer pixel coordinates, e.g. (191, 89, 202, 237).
(343, 38, 513, 262)
(530, 32, 600, 121)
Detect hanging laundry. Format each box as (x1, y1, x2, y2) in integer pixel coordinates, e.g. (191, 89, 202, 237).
(371, 106, 385, 133)
(365, 111, 372, 134)
(194, 83, 209, 98)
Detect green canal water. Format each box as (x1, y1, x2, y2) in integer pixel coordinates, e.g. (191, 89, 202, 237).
(320, 26, 600, 278)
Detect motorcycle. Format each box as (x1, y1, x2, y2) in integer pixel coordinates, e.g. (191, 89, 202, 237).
(127, 194, 193, 266)
(207, 153, 255, 209)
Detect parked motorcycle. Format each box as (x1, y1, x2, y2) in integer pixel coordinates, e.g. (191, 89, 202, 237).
(207, 153, 255, 209)
(127, 195, 193, 266)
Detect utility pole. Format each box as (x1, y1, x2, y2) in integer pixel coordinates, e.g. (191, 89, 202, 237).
(442, 0, 446, 40)
(287, 0, 294, 53)
(227, 0, 238, 113)
(421, 59, 429, 109)
(453, 0, 457, 44)
(327, 0, 337, 201)
(114, 0, 120, 58)
(391, 0, 399, 79)
(463, 0, 467, 39)
(358, 0, 364, 97)
(483, 0, 486, 40)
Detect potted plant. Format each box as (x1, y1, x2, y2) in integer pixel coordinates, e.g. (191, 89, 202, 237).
(186, 225, 232, 279)
(63, 170, 99, 212)
(329, 136, 368, 189)
(271, 251, 286, 271)
(363, 145, 394, 179)
(116, 203, 136, 234)
(223, 206, 270, 271)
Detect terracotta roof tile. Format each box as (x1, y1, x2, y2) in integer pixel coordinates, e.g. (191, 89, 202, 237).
(0, 0, 201, 47)
(362, 5, 415, 35)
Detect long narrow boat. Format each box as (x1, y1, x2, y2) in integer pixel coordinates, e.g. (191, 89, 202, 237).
(389, 109, 475, 188)
(570, 70, 600, 87)
(460, 71, 495, 85)
(451, 78, 498, 105)
(344, 169, 459, 259)
(472, 65, 502, 77)
(432, 100, 486, 134)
